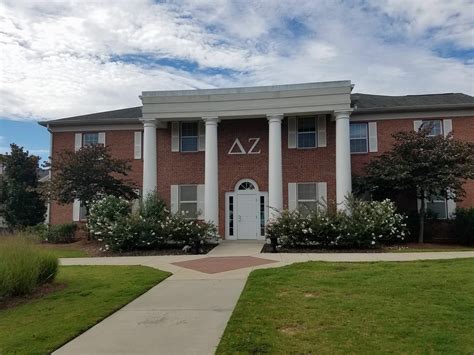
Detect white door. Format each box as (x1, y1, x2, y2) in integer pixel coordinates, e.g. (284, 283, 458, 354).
(236, 194, 258, 239)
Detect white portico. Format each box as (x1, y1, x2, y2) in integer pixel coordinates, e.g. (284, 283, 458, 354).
(140, 81, 354, 237)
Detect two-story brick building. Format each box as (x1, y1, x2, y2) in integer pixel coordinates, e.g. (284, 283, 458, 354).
(39, 81, 474, 239)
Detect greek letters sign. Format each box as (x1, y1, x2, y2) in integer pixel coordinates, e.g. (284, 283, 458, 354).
(228, 138, 261, 155)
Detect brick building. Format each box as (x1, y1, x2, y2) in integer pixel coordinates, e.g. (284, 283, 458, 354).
(39, 81, 474, 239)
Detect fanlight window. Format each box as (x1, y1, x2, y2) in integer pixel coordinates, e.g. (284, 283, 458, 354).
(238, 182, 255, 190)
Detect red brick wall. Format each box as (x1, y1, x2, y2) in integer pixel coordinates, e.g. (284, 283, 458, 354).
(351, 116, 474, 208)
(49, 115, 474, 232)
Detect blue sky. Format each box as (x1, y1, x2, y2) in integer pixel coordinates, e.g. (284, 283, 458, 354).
(1, 0, 473, 161)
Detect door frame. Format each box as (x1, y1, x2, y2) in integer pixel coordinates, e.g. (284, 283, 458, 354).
(225, 179, 268, 240)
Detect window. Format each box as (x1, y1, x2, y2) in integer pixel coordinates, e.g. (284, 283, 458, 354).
(181, 122, 198, 152)
(420, 120, 443, 137)
(179, 185, 198, 218)
(350, 123, 368, 153)
(297, 183, 318, 216)
(83, 133, 99, 146)
(426, 195, 448, 219)
(260, 195, 265, 236)
(238, 181, 255, 190)
(297, 117, 316, 148)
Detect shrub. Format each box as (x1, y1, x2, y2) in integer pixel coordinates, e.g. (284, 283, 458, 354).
(42, 223, 77, 243)
(88, 193, 218, 253)
(0, 237, 58, 299)
(87, 195, 131, 240)
(453, 207, 474, 246)
(267, 197, 408, 249)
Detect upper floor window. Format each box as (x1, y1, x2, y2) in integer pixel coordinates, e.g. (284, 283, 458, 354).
(420, 120, 443, 137)
(179, 185, 198, 218)
(297, 183, 318, 216)
(297, 117, 316, 148)
(181, 122, 198, 152)
(350, 123, 368, 153)
(83, 133, 99, 146)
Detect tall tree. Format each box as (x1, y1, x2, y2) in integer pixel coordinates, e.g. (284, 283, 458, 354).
(0, 144, 46, 228)
(46, 145, 137, 209)
(363, 127, 474, 243)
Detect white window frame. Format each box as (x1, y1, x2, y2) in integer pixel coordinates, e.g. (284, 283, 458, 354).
(297, 117, 317, 149)
(350, 122, 368, 154)
(178, 185, 198, 219)
(180, 122, 199, 152)
(79, 202, 88, 221)
(297, 183, 318, 215)
(421, 120, 443, 137)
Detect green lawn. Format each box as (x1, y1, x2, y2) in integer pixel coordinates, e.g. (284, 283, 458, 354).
(38, 245, 89, 258)
(217, 259, 474, 354)
(0, 265, 170, 354)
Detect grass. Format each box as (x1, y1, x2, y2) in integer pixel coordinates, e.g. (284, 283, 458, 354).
(37, 244, 89, 258)
(217, 259, 474, 354)
(0, 265, 170, 354)
(0, 237, 58, 298)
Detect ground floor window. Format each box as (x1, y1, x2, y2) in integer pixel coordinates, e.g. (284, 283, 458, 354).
(79, 202, 87, 221)
(426, 196, 448, 219)
(297, 183, 318, 216)
(179, 185, 198, 218)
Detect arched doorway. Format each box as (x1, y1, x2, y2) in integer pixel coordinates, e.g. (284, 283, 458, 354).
(225, 179, 268, 240)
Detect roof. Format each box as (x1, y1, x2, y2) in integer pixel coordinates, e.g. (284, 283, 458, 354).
(39, 91, 474, 127)
(351, 93, 474, 113)
(38, 106, 142, 127)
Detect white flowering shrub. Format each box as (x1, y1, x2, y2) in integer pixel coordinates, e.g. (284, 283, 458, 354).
(267, 197, 408, 249)
(88, 193, 218, 252)
(87, 195, 131, 240)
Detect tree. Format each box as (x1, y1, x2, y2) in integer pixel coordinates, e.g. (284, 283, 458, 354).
(0, 144, 47, 228)
(46, 144, 137, 210)
(362, 127, 474, 243)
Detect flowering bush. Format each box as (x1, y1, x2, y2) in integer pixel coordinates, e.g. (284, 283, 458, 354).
(87, 195, 131, 240)
(87, 193, 218, 252)
(267, 197, 408, 249)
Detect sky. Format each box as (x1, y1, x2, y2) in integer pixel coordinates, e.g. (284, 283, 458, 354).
(0, 0, 473, 161)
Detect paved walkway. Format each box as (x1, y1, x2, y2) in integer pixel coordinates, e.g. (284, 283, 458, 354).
(55, 242, 474, 355)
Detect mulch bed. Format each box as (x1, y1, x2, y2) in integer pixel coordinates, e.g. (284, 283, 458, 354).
(261, 243, 469, 253)
(101, 243, 218, 257)
(0, 282, 66, 310)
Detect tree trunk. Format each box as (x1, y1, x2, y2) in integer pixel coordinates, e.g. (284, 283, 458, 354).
(418, 196, 425, 244)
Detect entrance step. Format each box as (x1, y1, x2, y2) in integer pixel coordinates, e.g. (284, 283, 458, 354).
(208, 240, 265, 256)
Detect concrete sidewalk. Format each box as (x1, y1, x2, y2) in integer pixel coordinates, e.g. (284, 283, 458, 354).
(55, 243, 474, 355)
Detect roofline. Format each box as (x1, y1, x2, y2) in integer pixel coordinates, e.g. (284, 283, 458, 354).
(352, 103, 474, 115)
(141, 80, 352, 97)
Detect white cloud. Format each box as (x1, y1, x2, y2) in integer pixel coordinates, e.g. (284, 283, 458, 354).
(0, 0, 472, 121)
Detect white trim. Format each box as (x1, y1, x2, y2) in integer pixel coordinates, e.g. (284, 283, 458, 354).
(443, 119, 453, 137)
(414, 120, 423, 132)
(134, 131, 142, 159)
(198, 121, 205, 151)
(368, 122, 378, 152)
(288, 183, 297, 211)
(50, 124, 164, 133)
(317, 115, 327, 147)
(288, 116, 297, 149)
(98, 132, 105, 145)
(171, 122, 180, 152)
(197, 184, 205, 219)
(72, 199, 80, 221)
(74, 133, 82, 152)
(170, 185, 179, 213)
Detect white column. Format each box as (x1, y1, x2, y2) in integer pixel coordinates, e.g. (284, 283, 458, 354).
(142, 119, 157, 197)
(203, 116, 219, 225)
(267, 114, 284, 220)
(335, 110, 352, 211)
